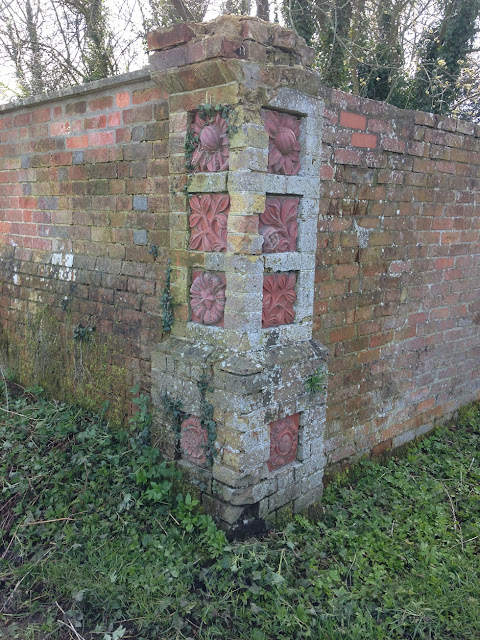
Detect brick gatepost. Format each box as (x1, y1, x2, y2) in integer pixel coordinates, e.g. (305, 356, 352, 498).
(149, 16, 328, 532)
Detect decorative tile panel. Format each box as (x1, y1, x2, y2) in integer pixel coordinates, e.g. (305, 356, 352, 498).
(189, 193, 229, 252)
(264, 110, 301, 175)
(180, 415, 207, 466)
(267, 413, 299, 471)
(190, 270, 226, 326)
(259, 196, 299, 253)
(191, 112, 229, 172)
(262, 273, 297, 328)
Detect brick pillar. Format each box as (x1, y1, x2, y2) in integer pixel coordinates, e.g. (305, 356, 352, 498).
(149, 15, 328, 533)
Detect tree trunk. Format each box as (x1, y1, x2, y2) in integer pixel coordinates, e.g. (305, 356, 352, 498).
(25, 0, 45, 94)
(256, 0, 269, 20)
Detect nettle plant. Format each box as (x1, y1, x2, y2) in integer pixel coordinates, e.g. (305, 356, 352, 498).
(184, 103, 237, 172)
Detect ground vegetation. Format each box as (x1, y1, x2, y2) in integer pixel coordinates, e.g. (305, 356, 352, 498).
(1, 381, 479, 639)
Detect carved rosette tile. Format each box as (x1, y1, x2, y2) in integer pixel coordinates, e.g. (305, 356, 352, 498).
(190, 270, 226, 327)
(264, 110, 301, 175)
(180, 415, 207, 466)
(189, 194, 229, 252)
(262, 273, 297, 328)
(259, 196, 299, 253)
(191, 112, 229, 172)
(267, 413, 299, 471)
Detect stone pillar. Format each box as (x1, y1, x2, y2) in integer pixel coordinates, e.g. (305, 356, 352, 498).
(149, 15, 328, 533)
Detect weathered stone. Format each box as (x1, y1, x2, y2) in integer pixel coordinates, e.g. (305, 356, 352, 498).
(147, 23, 196, 52)
(145, 14, 327, 533)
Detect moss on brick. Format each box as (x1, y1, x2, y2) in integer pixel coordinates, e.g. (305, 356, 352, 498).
(1, 306, 129, 426)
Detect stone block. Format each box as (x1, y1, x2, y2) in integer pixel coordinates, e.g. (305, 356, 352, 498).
(214, 369, 267, 395)
(263, 173, 288, 194)
(261, 322, 313, 347)
(204, 34, 243, 61)
(415, 422, 434, 438)
(220, 443, 269, 474)
(201, 494, 245, 525)
(241, 18, 274, 45)
(224, 310, 263, 332)
(213, 389, 264, 415)
(228, 123, 269, 150)
(227, 232, 264, 254)
(133, 195, 148, 211)
(293, 486, 324, 514)
(271, 26, 299, 53)
(187, 172, 228, 193)
(211, 463, 261, 488)
(229, 192, 266, 215)
(268, 480, 301, 512)
(149, 47, 188, 73)
(393, 427, 416, 448)
(229, 148, 269, 172)
(133, 229, 147, 245)
(218, 476, 277, 505)
(177, 459, 212, 493)
(148, 23, 196, 52)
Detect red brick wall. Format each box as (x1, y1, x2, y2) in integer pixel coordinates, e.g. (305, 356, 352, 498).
(1, 70, 479, 458)
(0, 72, 170, 420)
(316, 87, 480, 466)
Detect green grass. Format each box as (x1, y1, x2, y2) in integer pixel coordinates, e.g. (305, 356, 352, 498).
(1, 382, 480, 639)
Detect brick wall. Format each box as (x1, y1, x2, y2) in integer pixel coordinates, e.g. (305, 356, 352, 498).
(316, 87, 480, 468)
(1, 59, 479, 465)
(0, 71, 170, 421)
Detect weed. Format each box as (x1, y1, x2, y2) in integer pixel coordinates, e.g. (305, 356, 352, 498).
(305, 366, 327, 397)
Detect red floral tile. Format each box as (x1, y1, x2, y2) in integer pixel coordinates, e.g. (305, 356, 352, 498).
(190, 112, 229, 172)
(262, 273, 296, 328)
(180, 415, 207, 466)
(259, 196, 299, 253)
(190, 270, 226, 327)
(189, 193, 229, 252)
(264, 110, 301, 175)
(267, 413, 299, 471)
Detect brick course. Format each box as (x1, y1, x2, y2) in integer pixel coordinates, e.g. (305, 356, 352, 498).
(317, 86, 480, 467)
(0, 72, 169, 420)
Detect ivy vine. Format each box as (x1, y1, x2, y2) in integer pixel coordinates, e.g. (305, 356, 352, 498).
(148, 244, 159, 260)
(161, 259, 174, 333)
(73, 324, 95, 343)
(162, 392, 186, 448)
(197, 370, 217, 466)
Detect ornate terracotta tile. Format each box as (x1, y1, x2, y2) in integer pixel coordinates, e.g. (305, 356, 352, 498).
(190, 112, 229, 172)
(189, 193, 229, 252)
(190, 270, 226, 327)
(259, 196, 299, 253)
(180, 415, 207, 466)
(264, 110, 301, 175)
(262, 273, 296, 328)
(267, 413, 299, 471)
